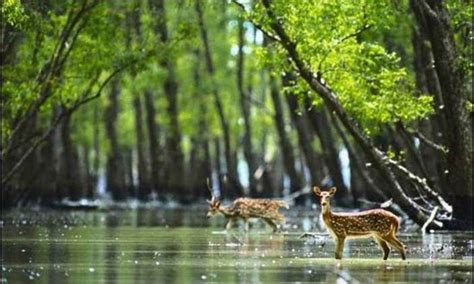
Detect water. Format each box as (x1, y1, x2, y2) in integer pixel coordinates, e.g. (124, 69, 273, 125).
(2, 207, 473, 283)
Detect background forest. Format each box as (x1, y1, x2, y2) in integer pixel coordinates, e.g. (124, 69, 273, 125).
(1, 0, 472, 229)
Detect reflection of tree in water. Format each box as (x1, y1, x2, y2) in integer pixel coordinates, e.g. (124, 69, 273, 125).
(104, 228, 118, 283)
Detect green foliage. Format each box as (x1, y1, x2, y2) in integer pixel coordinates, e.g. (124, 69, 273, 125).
(250, 0, 434, 134)
(1, 0, 29, 29)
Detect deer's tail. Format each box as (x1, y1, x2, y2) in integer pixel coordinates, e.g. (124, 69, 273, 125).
(391, 216, 401, 235)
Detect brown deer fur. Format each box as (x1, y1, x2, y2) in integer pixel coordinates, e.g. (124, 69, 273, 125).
(313, 186, 406, 260)
(207, 196, 289, 232)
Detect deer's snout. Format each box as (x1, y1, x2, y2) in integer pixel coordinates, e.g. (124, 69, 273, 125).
(321, 202, 327, 206)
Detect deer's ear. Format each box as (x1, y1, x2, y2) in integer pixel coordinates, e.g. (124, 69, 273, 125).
(328, 187, 337, 196)
(206, 199, 212, 205)
(215, 201, 221, 207)
(313, 186, 322, 197)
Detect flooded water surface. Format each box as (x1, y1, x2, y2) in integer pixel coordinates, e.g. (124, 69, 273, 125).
(2, 207, 473, 283)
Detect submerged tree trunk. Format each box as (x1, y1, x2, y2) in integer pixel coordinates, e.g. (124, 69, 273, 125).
(104, 79, 128, 201)
(195, 0, 243, 197)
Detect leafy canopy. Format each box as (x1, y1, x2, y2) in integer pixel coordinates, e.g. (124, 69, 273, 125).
(252, 0, 433, 134)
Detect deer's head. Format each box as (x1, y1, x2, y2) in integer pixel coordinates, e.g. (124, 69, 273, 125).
(313, 186, 336, 209)
(206, 196, 221, 218)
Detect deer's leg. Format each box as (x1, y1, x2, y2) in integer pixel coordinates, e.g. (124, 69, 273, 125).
(243, 218, 250, 232)
(374, 236, 390, 260)
(383, 235, 406, 260)
(389, 235, 406, 260)
(335, 237, 345, 260)
(264, 218, 278, 233)
(225, 218, 235, 231)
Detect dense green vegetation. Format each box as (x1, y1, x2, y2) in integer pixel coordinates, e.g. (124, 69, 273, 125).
(1, 0, 472, 229)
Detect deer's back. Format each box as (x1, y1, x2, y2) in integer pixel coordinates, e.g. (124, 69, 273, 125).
(230, 198, 286, 220)
(326, 209, 400, 237)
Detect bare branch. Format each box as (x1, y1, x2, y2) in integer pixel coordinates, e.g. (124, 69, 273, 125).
(384, 156, 452, 214)
(421, 206, 442, 233)
(410, 129, 448, 154)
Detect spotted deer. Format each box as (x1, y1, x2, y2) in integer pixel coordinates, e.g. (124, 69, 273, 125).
(206, 196, 289, 232)
(313, 186, 406, 260)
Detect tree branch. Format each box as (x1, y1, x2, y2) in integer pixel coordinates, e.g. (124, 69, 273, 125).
(317, 24, 372, 75)
(384, 156, 452, 214)
(409, 129, 448, 154)
(231, 0, 281, 43)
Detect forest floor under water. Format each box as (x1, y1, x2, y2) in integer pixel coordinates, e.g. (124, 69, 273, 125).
(1, 206, 473, 283)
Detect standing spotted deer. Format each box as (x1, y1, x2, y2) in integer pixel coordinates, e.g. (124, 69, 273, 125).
(313, 186, 406, 260)
(206, 196, 289, 232)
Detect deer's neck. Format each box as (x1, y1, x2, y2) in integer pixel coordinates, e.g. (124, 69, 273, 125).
(219, 206, 235, 218)
(321, 205, 333, 223)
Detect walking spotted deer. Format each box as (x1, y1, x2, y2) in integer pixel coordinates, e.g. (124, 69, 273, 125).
(206, 196, 289, 232)
(313, 186, 406, 260)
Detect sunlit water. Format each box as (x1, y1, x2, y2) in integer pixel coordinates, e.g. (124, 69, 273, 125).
(2, 207, 473, 283)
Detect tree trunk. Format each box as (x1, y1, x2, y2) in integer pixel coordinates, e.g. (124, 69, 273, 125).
(283, 83, 320, 205)
(195, 0, 243, 197)
(269, 73, 304, 201)
(411, 2, 448, 191)
(127, 4, 152, 201)
(104, 79, 128, 201)
(133, 95, 151, 200)
(58, 112, 84, 201)
(305, 102, 348, 197)
(149, 0, 185, 198)
(92, 103, 100, 199)
(413, 0, 473, 224)
(190, 50, 213, 201)
(330, 111, 389, 204)
(144, 89, 163, 198)
(237, 17, 258, 197)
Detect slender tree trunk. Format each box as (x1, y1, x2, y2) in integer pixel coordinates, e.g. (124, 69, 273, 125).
(144, 90, 162, 198)
(82, 144, 94, 199)
(283, 82, 321, 204)
(149, 0, 185, 197)
(413, 0, 473, 224)
(126, 3, 152, 201)
(190, 50, 213, 201)
(237, 17, 257, 197)
(411, 4, 448, 191)
(305, 102, 348, 196)
(195, 0, 243, 197)
(104, 79, 128, 201)
(269, 73, 304, 201)
(133, 95, 151, 200)
(92, 103, 100, 199)
(59, 112, 84, 201)
(330, 111, 389, 203)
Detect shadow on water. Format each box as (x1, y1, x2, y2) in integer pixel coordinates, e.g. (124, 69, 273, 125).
(1, 207, 473, 283)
